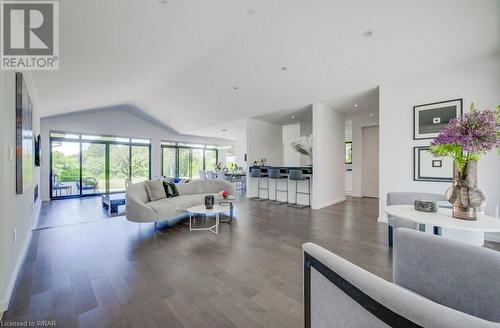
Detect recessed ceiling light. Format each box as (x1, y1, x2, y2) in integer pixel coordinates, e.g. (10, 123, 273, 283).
(370, 113, 374, 117)
(364, 30, 373, 37)
(233, 86, 238, 90)
(246, 9, 255, 15)
(221, 129, 228, 132)
(281, 66, 287, 71)
(354, 104, 358, 108)
(291, 115, 296, 119)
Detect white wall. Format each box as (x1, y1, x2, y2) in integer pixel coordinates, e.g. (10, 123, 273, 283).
(40, 107, 233, 201)
(347, 112, 379, 197)
(379, 55, 500, 230)
(0, 72, 41, 314)
(233, 130, 247, 168)
(312, 103, 345, 209)
(300, 120, 313, 166)
(282, 123, 301, 166)
(246, 118, 283, 166)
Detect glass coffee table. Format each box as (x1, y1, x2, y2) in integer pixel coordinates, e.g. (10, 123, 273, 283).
(187, 204, 226, 235)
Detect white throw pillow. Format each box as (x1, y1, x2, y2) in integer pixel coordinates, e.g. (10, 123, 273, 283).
(144, 180, 167, 201)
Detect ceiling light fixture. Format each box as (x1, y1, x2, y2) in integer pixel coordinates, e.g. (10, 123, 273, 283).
(364, 30, 373, 37)
(221, 129, 228, 132)
(370, 113, 374, 117)
(246, 9, 255, 15)
(291, 115, 295, 119)
(354, 104, 358, 108)
(158, 0, 168, 5)
(233, 86, 238, 90)
(281, 66, 287, 71)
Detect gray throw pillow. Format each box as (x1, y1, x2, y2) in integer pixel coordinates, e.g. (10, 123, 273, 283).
(144, 180, 167, 201)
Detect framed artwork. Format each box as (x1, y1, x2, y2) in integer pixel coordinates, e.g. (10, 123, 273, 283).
(413, 146, 453, 182)
(345, 141, 352, 164)
(16, 72, 34, 194)
(413, 99, 462, 140)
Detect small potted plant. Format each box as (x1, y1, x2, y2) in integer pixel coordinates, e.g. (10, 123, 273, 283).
(429, 104, 499, 220)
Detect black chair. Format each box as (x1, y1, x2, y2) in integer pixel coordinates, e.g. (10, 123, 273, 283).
(250, 168, 269, 201)
(288, 169, 310, 208)
(267, 168, 288, 205)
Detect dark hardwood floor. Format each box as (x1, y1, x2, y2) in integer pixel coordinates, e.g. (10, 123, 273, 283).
(3, 196, 498, 327)
(36, 197, 119, 230)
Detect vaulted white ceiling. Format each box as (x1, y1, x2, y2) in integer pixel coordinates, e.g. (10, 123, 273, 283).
(33, 0, 499, 134)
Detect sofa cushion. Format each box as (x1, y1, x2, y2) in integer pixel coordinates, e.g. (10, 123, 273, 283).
(146, 198, 182, 219)
(163, 181, 179, 198)
(144, 180, 167, 201)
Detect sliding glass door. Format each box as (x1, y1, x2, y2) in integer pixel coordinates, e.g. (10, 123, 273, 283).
(81, 142, 106, 195)
(162, 147, 176, 178)
(51, 141, 80, 197)
(178, 148, 190, 179)
(109, 144, 130, 193)
(131, 145, 150, 184)
(50, 132, 151, 199)
(204, 149, 217, 171)
(191, 148, 204, 178)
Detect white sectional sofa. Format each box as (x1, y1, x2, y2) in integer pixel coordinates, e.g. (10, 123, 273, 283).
(125, 179, 236, 227)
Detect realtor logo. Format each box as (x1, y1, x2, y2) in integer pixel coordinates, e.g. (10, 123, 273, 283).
(1, 1, 59, 70)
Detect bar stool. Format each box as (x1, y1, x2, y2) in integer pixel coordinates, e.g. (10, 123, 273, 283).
(288, 169, 311, 208)
(267, 168, 288, 205)
(250, 168, 269, 201)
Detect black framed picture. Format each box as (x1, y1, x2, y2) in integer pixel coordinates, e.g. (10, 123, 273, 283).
(413, 99, 462, 140)
(413, 146, 453, 182)
(345, 141, 352, 164)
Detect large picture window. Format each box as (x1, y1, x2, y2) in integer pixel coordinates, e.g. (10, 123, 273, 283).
(161, 142, 218, 179)
(50, 132, 151, 199)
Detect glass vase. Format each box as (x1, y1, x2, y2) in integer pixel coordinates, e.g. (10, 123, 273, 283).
(445, 160, 486, 220)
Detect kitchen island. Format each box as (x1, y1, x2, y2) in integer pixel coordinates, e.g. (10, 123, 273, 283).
(247, 166, 313, 206)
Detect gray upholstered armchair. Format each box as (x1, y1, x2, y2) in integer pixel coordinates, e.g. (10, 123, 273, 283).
(303, 228, 500, 327)
(386, 192, 446, 246)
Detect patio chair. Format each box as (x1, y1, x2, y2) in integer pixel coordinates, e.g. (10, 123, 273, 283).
(77, 177, 99, 194)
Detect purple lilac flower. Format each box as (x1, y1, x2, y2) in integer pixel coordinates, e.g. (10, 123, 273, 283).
(431, 109, 500, 154)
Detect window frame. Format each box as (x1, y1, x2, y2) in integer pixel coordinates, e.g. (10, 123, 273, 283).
(49, 131, 151, 199)
(160, 142, 219, 178)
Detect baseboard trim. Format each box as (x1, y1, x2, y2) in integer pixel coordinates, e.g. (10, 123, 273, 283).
(350, 193, 362, 198)
(378, 216, 388, 223)
(312, 197, 346, 210)
(1, 201, 40, 317)
(485, 233, 500, 243)
(1, 231, 31, 316)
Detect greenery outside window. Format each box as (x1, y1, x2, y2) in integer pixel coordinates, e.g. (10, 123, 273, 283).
(161, 141, 219, 179)
(50, 131, 151, 199)
(345, 141, 352, 164)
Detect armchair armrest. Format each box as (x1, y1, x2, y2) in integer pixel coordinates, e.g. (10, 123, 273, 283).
(125, 194, 157, 222)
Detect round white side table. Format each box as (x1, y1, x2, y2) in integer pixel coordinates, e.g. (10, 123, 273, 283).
(187, 204, 226, 235)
